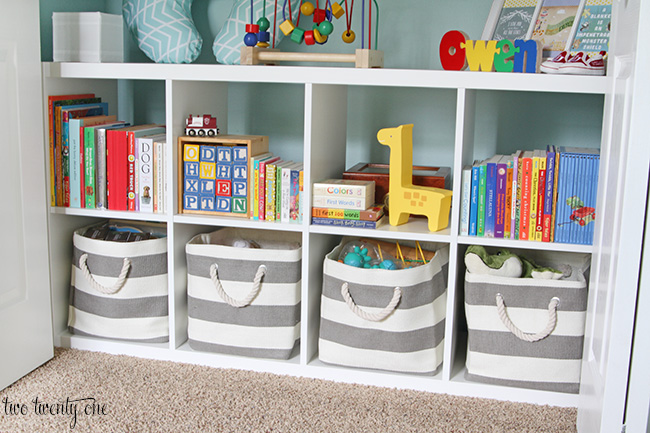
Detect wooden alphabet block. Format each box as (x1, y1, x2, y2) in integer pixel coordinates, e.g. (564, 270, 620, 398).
(232, 180, 247, 197)
(200, 145, 216, 162)
(184, 144, 200, 161)
(184, 161, 199, 178)
(200, 195, 216, 211)
(200, 161, 216, 179)
(200, 179, 215, 194)
(233, 146, 248, 163)
(184, 178, 199, 194)
(216, 196, 231, 212)
(184, 194, 199, 210)
(233, 163, 248, 180)
(232, 197, 247, 214)
(216, 179, 231, 196)
(217, 146, 233, 164)
(216, 164, 232, 180)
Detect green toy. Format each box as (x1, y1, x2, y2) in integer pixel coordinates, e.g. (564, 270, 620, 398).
(464, 245, 564, 279)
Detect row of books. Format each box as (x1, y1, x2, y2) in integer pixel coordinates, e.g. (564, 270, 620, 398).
(460, 147, 600, 245)
(48, 93, 167, 213)
(249, 152, 304, 223)
(310, 179, 386, 229)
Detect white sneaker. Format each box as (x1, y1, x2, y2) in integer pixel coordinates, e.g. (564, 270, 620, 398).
(559, 51, 606, 76)
(540, 51, 572, 74)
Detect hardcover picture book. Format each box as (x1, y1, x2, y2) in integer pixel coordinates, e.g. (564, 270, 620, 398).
(492, 0, 539, 40)
(570, 0, 612, 55)
(531, 0, 582, 58)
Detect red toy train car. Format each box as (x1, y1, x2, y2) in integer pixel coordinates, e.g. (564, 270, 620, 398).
(185, 114, 219, 137)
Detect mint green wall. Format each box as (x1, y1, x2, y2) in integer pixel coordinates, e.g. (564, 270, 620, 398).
(38, 0, 603, 171)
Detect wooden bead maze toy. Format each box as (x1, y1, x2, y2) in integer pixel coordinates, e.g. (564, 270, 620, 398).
(377, 124, 453, 232)
(241, 0, 383, 68)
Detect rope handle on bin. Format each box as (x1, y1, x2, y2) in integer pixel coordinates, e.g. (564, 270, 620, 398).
(210, 263, 266, 308)
(340, 282, 401, 322)
(79, 253, 131, 295)
(496, 293, 560, 342)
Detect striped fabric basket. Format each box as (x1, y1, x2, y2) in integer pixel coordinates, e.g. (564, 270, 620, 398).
(68, 226, 169, 343)
(464, 254, 589, 393)
(186, 228, 302, 359)
(319, 240, 449, 374)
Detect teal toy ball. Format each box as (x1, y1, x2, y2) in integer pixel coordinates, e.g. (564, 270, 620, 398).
(318, 20, 334, 36)
(243, 32, 258, 47)
(379, 259, 397, 270)
(257, 17, 271, 32)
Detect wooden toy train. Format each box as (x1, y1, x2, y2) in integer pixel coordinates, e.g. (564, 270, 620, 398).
(185, 114, 219, 137)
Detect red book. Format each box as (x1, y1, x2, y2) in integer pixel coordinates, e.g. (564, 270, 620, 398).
(107, 128, 129, 211)
(258, 155, 280, 220)
(519, 151, 533, 240)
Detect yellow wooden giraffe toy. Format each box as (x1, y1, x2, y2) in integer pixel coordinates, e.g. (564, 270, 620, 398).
(377, 124, 453, 232)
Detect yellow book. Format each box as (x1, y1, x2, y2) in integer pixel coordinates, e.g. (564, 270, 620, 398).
(529, 150, 540, 240)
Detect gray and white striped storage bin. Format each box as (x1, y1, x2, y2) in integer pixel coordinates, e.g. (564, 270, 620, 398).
(464, 254, 589, 393)
(186, 228, 302, 359)
(68, 226, 169, 343)
(319, 240, 449, 374)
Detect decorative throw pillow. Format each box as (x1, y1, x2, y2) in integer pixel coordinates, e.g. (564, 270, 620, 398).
(213, 0, 301, 65)
(123, 0, 202, 63)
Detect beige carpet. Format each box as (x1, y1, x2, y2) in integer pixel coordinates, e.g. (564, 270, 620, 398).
(0, 348, 576, 432)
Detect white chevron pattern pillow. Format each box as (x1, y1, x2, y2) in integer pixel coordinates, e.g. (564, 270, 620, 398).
(123, 0, 202, 63)
(213, 0, 301, 65)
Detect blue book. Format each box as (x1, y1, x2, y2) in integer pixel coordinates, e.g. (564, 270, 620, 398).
(469, 161, 480, 236)
(484, 155, 501, 237)
(554, 152, 570, 243)
(586, 155, 600, 245)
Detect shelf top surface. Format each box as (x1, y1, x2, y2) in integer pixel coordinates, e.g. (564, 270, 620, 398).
(43, 62, 610, 95)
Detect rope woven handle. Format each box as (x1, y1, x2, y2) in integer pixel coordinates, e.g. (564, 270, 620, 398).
(340, 282, 401, 322)
(79, 253, 131, 295)
(496, 293, 560, 342)
(210, 263, 266, 308)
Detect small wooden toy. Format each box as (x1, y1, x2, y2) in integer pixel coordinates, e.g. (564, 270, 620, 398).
(240, 0, 383, 68)
(185, 114, 219, 137)
(439, 30, 542, 73)
(377, 124, 453, 232)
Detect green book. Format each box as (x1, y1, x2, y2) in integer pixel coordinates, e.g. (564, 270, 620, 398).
(84, 126, 96, 208)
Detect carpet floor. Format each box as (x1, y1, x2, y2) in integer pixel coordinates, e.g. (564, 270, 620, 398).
(0, 348, 577, 432)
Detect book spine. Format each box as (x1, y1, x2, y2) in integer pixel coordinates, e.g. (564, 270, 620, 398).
(281, 167, 292, 223)
(161, 140, 166, 214)
(514, 154, 523, 239)
(127, 132, 137, 211)
(504, 161, 513, 238)
(312, 182, 373, 198)
(311, 195, 372, 210)
(48, 98, 56, 206)
(153, 140, 159, 213)
(276, 164, 284, 221)
(535, 156, 546, 241)
(484, 161, 497, 237)
(460, 166, 471, 236)
(543, 150, 555, 242)
(84, 127, 96, 208)
(477, 164, 487, 236)
(96, 129, 107, 209)
(298, 169, 304, 224)
(529, 155, 539, 240)
(494, 162, 507, 238)
(550, 150, 560, 242)
(55, 107, 63, 206)
(311, 206, 384, 221)
(265, 163, 277, 221)
(253, 159, 260, 219)
(138, 138, 154, 213)
(69, 118, 82, 208)
(79, 125, 86, 207)
(311, 217, 384, 229)
(519, 156, 532, 240)
(587, 156, 600, 245)
(510, 155, 519, 239)
(469, 165, 479, 236)
(290, 168, 300, 223)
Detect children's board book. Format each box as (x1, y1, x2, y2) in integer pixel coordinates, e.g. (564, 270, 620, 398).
(531, 0, 582, 58)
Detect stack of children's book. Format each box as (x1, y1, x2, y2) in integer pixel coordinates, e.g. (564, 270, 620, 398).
(48, 93, 167, 213)
(311, 179, 386, 229)
(460, 147, 600, 245)
(249, 152, 304, 223)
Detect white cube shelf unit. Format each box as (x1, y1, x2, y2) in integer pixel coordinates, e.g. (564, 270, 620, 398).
(43, 61, 609, 409)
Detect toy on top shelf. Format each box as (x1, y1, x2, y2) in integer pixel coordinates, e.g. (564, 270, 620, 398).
(185, 114, 219, 137)
(377, 124, 453, 232)
(240, 0, 383, 68)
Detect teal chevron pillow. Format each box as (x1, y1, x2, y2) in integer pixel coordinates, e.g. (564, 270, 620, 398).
(123, 0, 202, 64)
(213, 0, 301, 65)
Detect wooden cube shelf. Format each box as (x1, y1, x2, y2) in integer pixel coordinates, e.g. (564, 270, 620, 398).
(178, 135, 269, 217)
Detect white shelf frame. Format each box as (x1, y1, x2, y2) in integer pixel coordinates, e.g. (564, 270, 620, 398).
(43, 61, 606, 409)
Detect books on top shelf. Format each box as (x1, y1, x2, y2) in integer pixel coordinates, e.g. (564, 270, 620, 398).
(461, 146, 600, 245)
(47, 93, 168, 214)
